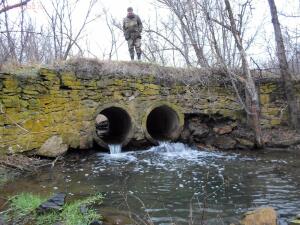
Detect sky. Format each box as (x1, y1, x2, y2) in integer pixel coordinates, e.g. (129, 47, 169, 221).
(5, 0, 300, 64)
(23, 0, 155, 60)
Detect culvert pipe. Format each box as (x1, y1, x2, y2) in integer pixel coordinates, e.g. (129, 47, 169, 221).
(94, 106, 133, 148)
(144, 104, 184, 143)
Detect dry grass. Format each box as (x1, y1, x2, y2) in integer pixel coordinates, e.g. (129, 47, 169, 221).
(54, 58, 229, 86)
(0, 154, 51, 172)
(0, 60, 43, 77)
(0, 57, 294, 85)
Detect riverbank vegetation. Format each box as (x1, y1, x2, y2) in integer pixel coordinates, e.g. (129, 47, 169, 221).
(1, 193, 103, 225)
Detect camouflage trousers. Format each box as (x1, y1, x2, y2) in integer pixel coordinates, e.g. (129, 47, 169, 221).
(127, 37, 141, 58)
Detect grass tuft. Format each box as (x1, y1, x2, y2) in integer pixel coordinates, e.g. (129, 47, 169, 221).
(61, 193, 103, 225)
(9, 193, 46, 220)
(3, 193, 103, 225)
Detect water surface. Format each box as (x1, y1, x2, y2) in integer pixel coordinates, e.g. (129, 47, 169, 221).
(1, 143, 300, 225)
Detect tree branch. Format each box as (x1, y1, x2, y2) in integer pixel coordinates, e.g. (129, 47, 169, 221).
(0, 0, 31, 14)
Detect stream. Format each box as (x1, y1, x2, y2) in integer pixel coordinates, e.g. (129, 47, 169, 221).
(1, 142, 300, 225)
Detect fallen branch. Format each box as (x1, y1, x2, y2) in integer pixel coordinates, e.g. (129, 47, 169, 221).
(0, 160, 31, 172)
(51, 156, 62, 168)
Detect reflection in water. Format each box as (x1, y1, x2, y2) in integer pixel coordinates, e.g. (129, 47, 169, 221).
(1, 143, 300, 225)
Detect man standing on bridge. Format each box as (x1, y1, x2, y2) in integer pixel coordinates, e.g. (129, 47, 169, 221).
(123, 7, 143, 61)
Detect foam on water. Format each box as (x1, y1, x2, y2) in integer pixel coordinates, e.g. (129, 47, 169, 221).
(97, 142, 240, 172)
(149, 142, 239, 161)
(95, 144, 137, 163)
(97, 151, 137, 163)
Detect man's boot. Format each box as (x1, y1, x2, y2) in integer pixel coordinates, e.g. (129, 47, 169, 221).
(137, 53, 141, 61)
(130, 52, 134, 61)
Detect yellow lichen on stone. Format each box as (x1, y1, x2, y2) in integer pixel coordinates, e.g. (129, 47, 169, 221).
(146, 83, 160, 90)
(135, 83, 145, 92)
(3, 77, 18, 90)
(2, 95, 20, 108)
(113, 91, 123, 100)
(260, 84, 277, 94)
(114, 79, 125, 86)
(61, 74, 82, 88)
(270, 119, 281, 126)
(143, 88, 160, 95)
(260, 94, 270, 105)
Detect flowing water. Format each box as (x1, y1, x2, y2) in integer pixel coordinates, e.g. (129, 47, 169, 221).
(108, 144, 122, 154)
(1, 143, 300, 225)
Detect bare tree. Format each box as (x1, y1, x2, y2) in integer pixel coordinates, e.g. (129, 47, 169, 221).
(0, 0, 31, 14)
(101, 8, 123, 60)
(156, 0, 209, 67)
(143, 9, 193, 66)
(203, 0, 263, 146)
(1, 3, 50, 64)
(224, 0, 262, 146)
(148, 0, 259, 69)
(146, 0, 263, 146)
(41, 0, 101, 60)
(268, 0, 300, 129)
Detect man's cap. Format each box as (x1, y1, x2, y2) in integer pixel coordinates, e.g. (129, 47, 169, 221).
(127, 7, 133, 12)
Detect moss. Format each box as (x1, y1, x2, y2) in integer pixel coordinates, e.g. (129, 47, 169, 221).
(114, 79, 125, 86)
(261, 108, 280, 116)
(260, 84, 277, 94)
(135, 83, 145, 91)
(260, 94, 270, 105)
(146, 83, 160, 90)
(62, 132, 80, 149)
(270, 119, 281, 126)
(142, 89, 159, 95)
(2, 95, 20, 108)
(28, 99, 41, 110)
(22, 83, 48, 95)
(38, 68, 58, 81)
(0, 115, 4, 126)
(68, 90, 81, 100)
(3, 78, 19, 90)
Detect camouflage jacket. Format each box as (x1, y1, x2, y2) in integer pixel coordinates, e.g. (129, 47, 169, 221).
(123, 14, 143, 40)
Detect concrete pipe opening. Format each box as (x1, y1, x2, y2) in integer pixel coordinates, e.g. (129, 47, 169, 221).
(95, 106, 133, 147)
(146, 105, 182, 141)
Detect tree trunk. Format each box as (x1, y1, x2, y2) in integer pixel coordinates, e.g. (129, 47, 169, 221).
(268, 0, 300, 129)
(224, 0, 263, 147)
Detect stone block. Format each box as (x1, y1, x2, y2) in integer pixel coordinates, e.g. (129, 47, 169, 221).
(260, 94, 270, 105)
(36, 135, 68, 157)
(240, 207, 277, 225)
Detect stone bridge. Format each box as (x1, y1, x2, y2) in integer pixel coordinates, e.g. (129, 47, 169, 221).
(0, 59, 295, 155)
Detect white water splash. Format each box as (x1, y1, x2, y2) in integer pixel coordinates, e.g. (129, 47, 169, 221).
(158, 141, 174, 152)
(108, 144, 122, 154)
(152, 142, 238, 161)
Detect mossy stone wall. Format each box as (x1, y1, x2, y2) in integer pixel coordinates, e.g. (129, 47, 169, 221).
(0, 64, 294, 154)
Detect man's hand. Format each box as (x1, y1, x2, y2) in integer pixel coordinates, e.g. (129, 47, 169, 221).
(125, 33, 130, 41)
